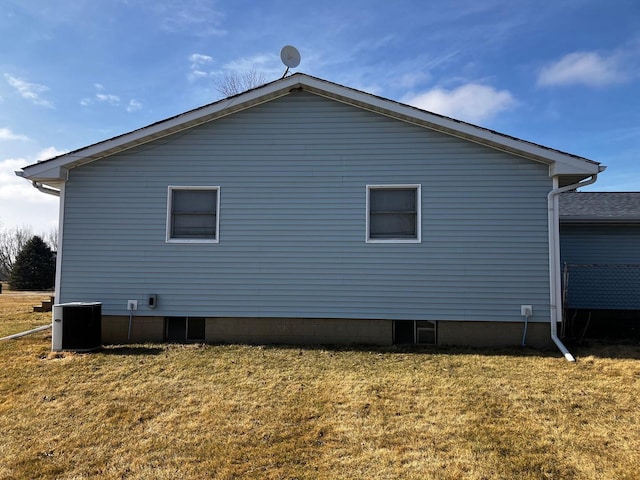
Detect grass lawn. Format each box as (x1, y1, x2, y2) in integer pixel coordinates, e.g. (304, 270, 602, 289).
(0, 292, 639, 479)
(0, 288, 52, 338)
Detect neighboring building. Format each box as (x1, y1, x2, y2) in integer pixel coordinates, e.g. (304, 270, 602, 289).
(16, 74, 604, 357)
(560, 192, 640, 340)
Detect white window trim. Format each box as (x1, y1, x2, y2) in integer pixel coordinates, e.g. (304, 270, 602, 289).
(366, 184, 421, 243)
(166, 186, 220, 244)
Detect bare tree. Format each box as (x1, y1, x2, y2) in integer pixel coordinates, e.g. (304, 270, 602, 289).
(214, 68, 268, 97)
(0, 226, 33, 281)
(42, 227, 59, 252)
(0, 226, 58, 281)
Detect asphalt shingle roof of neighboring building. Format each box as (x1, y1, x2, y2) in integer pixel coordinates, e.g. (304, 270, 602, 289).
(560, 192, 640, 223)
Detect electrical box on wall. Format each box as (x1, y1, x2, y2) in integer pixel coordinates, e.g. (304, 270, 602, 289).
(127, 300, 138, 311)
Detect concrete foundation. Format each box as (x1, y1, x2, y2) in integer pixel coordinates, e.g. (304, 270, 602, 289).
(102, 316, 165, 344)
(205, 317, 392, 345)
(437, 321, 553, 349)
(100, 315, 555, 349)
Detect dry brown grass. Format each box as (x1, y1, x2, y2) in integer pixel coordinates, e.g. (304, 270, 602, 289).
(0, 293, 639, 479)
(0, 286, 52, 338)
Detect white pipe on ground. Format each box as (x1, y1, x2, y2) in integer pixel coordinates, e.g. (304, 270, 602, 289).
(0, 324, 51, 341)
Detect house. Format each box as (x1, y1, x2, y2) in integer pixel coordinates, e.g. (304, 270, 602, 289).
(16, 73, 605, 359)
(560, 192, 640, 341)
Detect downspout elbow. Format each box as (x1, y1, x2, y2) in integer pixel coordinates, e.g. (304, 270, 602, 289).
(32, 181, 61, 197)
(15, 170, 62, 197)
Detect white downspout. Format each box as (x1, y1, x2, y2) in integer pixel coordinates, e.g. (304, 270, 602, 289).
(53, 183, 66, 306)
(547, 174, 598, 362)
(15, 171, 64, 305)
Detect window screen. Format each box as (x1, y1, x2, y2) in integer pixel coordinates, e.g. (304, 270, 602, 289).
(168, 188, 218, 241)
(368, 186, 419, 241)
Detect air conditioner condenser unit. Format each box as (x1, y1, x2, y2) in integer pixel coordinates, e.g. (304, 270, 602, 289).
(52, 302, 102, 352)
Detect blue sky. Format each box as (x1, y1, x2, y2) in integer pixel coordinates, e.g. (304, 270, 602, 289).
(2, 0, 639, 230)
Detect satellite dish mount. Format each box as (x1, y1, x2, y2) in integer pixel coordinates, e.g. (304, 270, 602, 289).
(280, 45, 301, 78)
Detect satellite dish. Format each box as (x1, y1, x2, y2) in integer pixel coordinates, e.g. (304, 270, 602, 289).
(280, 45, 301, 68)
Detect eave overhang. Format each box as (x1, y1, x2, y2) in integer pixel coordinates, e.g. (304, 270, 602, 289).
(17, 73, 603, 189)
(560, 218, 640, 225)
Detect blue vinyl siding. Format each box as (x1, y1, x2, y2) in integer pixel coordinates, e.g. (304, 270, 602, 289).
(59, 91, 552, 322)
(560, 224, 640, 309)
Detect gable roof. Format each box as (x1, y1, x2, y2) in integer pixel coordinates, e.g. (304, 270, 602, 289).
(17, 73, 603, 189)
(560, 192, 640, 224)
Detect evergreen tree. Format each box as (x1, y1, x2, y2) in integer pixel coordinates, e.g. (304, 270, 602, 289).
(9, 236, 56, 290)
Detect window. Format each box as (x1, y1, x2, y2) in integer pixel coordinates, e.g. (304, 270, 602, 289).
(415, 321, 436, 344)
(167, 187, 219, 243)
(366, 185, 421, 242)
(165, 317, 206, 343)
(393, 320, 437, 345)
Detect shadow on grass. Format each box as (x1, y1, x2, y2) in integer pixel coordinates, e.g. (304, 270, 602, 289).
(245, 342, 564, 359)
(252, 342, 640, 360)
(99, 345, 165, 356)
(95, 341, 640, 360)
(568, 341, 640, 360)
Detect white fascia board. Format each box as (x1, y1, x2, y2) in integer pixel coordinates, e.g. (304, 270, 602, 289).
(17, 164, 68, 184)
(549, 160, 601, 176)
(297, 76, 601, 175)
(19, 76, 304, 182)
(18, 73, 601, 184)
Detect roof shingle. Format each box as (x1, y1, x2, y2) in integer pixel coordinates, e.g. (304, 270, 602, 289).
(560, 192, 640, 223)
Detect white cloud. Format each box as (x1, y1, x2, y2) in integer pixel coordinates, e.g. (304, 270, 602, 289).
(4, 74, 54, 108)
(404, 83, 516, 123)
(156, 1, 227, 36)
(537, 51, 625, 87)
(188, 53, 217, 81)
(187, 52, 280, 86)
(223, 54, 276, 73)
(217, 54, 282, 84)
(127, 99, 143, 112)
(96, 93, 121, 105)
(396, 72, 431, 90)
(81, 85, 142, 112)
(189, 70, 210, 81)
(0, 128, 30, 142)
(85, 84, 112, 103)
(37, 146, 67, 161)
(189, 53, 213, 67)
(0, 155, 60, 230)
